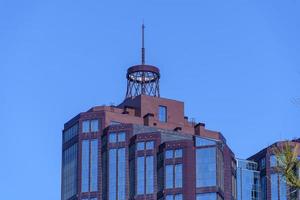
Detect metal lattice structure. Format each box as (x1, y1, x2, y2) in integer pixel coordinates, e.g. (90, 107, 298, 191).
(126, 65, 160, 98)
(125, 24, 160, 98)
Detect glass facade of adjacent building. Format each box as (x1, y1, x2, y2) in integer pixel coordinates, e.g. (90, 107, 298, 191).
(236, 159, 260, 200)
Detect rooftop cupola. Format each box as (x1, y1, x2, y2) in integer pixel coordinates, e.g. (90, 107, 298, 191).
(125, 24, 160, 98)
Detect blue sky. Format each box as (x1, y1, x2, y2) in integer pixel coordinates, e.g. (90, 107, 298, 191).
(0, 0, 299, 199)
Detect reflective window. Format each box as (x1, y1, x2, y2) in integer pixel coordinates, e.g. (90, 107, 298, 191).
(62, 143, 78, 200)
(109, 149, 117, 200)
(165, 165, 173, 189)
(165, 149, 182, 159)
(82, 120, 90, 133)
(81, 140, 99, 193)
(236, 159, 260, 200)
(196, 147, 216, 187)
(146, 141, 154, 150)
(90, 140, 98, 192)
(109, 148, 126, 200)
(175, 194, 183, 200)
(118, 148, 126, 200)
(166, 194, 183, 200)
(159, 106, 167, 122)
(166, 195, 173, 200)
(279, 176, 287, 200)
(174, 149, 182, 158)
(109, 133, 117, 143)
(137, 157, 145, 194)
(261, 176, 267, 200)
(195, 137, 216, 147)
(137, 142, 145, 151)
(260, 157, 266, 170)
(136, 155, 154, 195)
(63, 123, 79, 143)
(165, 150, 173, 159)
(270, 155, 277, 167)
(81, 140, 89, 192)
(175, 164, 183, 188)
(146, 156, 154, 194)
(91, 119, 99, 132)
(196, 193, 217, 200)
(271, 174, 278, 200)
(118, 132, 126, 142)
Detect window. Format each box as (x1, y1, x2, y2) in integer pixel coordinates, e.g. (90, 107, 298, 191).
(165, 164, 182, 189)
(165, 165, 173, 189)
(91, 119, 99, 132)
(196, 193, 217, 200)
(195, 137, 216, 147)
(109, 132, 126, 143)
(175, 164, 183, 188)
(81, 140, 99, 193)
(270, 155, 277, 167)
(63, 123, 79, 143)
(165, 149, 183, 159)
(271, 174, 278, 200)
(165, 150, 173, 159)
(109, 148, 126, 200)
(137, 157, 145, 194)
(146, 141, 154, 150)
(260, 157, 266, 170)
(146, 156, 154, 194)
(166, 194, 183, 200)
(175, 149, 182, 158)
(82, 119, 99, 133)
(82, 120, 90, 133)
(90, 140, 98, 192)
(196, 147, 216, 187)
(109, 133, 117, 143)
(136, 155, 154, 195)
(159, 106, 167, 122)
(62, 143, 78, 200)
(118, 132, 126, 142)
(82, 140, 89, 192)
(136, 141, 154, 151)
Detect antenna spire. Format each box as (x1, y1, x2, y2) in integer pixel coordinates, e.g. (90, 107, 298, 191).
(141, 23, 145, 65)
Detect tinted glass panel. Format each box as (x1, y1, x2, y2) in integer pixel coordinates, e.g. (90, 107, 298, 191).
(62, 143, 78, 200)
(175, 194, 183, 200)
(137, 142, 145, 151)
(271, 174, 278, 200)
(146, 156, 154, 194)
(90, 140, 98, 192)
(270, 155, 277, 167)
(174, 149, 182, 158)
(109, 133, 117, 143)
(81, 140, 89, 192)
(165, 165, 173, 189)
(137, 156, 145, 194)
(196, 193, 217, 200)
(82, 120, 90, 133)
(146, 141, 154, 150)
(118, 148, 126, 200)
(175, 164, 183, 188)
(165, 150, 173, 159)
(109, 149, 117, 200)
(159, 106, 167, 122)
(118, 132, 126, 142)
(91, 119, 99, 132)
(196, 147, 216, 187)
(195, 137, 216, 147)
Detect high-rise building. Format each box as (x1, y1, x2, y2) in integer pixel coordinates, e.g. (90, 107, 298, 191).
(61, 26, 237, 200)
(247, 139, 300, 200)
(236, 159, 260, 200)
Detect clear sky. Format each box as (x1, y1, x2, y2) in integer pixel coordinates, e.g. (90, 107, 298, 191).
(0, 0, 299, 199)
